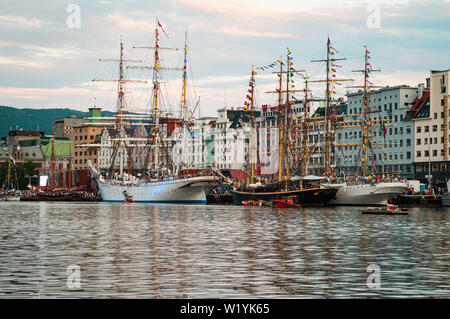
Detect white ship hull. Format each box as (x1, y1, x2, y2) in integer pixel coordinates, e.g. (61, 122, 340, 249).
(329, 182, 409, 206)
(98, 176, 218, 203)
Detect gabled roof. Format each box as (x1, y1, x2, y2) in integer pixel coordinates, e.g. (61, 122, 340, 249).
(409, 90, 430, 119)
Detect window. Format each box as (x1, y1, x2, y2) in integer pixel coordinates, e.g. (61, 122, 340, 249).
(425, 126, 429, 133)
(434, 113, 438, 119)
(407, 152, 411, 159)
(433, 125, 437, 132)
(425, 150, 429, 157)
(424, 138, 428, 145)
(416, 151, 420, 158)
(417, 126, 421, 133)
(433, 150, 437, 157)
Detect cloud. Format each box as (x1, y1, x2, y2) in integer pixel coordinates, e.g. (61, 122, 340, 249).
(106, 14, 154, 32)
(0, 15, 43, 28)
(215, 27, 297, 39)
(177, 0, 282, 19)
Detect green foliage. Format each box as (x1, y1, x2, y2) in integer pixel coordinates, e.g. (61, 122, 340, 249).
(0, 160, 39, 190)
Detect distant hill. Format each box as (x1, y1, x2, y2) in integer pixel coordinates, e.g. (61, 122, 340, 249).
(0, 106, 115, 138)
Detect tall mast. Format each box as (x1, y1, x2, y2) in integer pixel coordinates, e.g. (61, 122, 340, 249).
(303, 72, 309, 177)
(285, 51, 291, 184)
(347, 46, 381, 176)
(311, 38, 352, 176)
(250, 65, 256, 184)
(182, 32, 188, 168)
(154, 21, 161, 169)
(117, 40, 125, 128)
(68, 139, 72, 188)
(93, 38, 146, 179)
(127, 20, 181, 172)
(277, 57, 283, 185)
(51, 122, 55, 187)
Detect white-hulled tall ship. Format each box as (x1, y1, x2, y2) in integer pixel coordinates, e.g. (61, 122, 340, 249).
(90, 21, 219, 203)
(326, 45, 408, 205)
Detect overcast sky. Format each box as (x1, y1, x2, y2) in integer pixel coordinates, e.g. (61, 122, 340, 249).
(0, 0, 448, 117)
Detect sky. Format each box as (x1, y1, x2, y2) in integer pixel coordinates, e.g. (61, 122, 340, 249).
(0, 0, 448, 118)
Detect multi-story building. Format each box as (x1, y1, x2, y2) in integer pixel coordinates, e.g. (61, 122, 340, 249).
(5, 130, 45, 146)
(412, 70, 450, 185)
(172, 117, 217, 170)
(55, 116, 86, 139)
(335, 85, 417, 178)
(213, 108, 259, 180)
(73, 124, 105, 170)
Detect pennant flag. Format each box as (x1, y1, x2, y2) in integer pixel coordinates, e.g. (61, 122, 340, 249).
(157, 19, 169, 38)
(329, 45, 339, 53)
(331, 63, 342, 67)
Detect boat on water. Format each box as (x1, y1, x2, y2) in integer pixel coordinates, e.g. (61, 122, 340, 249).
(328, 181, 409, 206)
(361, 204, 408, 215)
(328, 46, 410, 206)
(391, 194, 442, 208)
(96, 169, 218, 203)
(90, 28, 220, 203)
(273, 197, 302, 208)
(232, 187, 337, 206)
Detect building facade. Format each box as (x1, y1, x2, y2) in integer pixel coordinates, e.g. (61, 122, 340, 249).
(413, 70, 450, 185)
(335, 85, 417, 178)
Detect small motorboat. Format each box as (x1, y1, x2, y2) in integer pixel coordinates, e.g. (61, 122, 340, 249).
(273, 197, 302, 208)
(361, 204, 408, 215)
(241, 200, 270, 206)
(123, 190, 134, 203)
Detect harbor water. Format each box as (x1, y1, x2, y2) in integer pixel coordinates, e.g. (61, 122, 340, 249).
(0, 202, 448, 298)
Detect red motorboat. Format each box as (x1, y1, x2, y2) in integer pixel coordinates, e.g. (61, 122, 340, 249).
(273, 197, 302, 208)
(124, 197, 135, 203)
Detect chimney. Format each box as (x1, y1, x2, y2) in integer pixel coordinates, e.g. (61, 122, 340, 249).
(418, 83, 424, 99)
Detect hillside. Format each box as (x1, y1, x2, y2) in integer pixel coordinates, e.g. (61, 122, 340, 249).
(0, 106, 115, 138)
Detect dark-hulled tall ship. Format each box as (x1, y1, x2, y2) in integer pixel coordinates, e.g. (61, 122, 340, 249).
(229, 50, 339, 206)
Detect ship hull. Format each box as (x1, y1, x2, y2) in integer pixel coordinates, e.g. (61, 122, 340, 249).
(329, 182, 409, 206)
(231, 188, 338, 206)
(97, 176, 217, 203)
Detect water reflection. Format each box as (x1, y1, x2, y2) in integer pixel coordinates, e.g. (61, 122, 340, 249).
(0, 202, 448, 298)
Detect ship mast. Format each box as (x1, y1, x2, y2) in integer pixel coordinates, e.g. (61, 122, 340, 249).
(51, 122, 55, 187)
(277, 57, 283, 185)
(127, 19, 181, 172)
(93, 38, 146, 179)
(182, 32, 189, 168)
(311, 38, 352, 176)
(303, 72, 310, 177)
(250, 65, 256, 184)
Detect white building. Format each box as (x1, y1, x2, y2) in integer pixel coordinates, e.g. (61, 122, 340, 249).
(413, 70, 450, 185)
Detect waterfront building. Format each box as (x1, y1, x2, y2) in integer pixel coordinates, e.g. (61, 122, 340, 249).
(335, 85, 417, 178)
(55, 116, 86, 139)
(172, 116, 217, 170)
(5, 130, 45, 146)
(412, 70, 450, 186)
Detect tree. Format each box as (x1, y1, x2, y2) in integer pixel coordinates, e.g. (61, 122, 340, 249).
(0, 160, 38, 190)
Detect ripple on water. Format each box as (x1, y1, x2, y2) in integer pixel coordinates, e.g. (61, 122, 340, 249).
(0, 202, 448, 298)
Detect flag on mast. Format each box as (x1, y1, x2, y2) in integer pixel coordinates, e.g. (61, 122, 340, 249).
(157, 19, 169, 38)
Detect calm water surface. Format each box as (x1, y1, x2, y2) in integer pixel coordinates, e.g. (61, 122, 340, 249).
(0, 202, 448, 298)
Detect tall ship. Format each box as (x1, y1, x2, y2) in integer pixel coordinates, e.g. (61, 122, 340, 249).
(91, 21, 219, 203)
(328, 44, 408, 205)
(230, 49, 339, 206)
